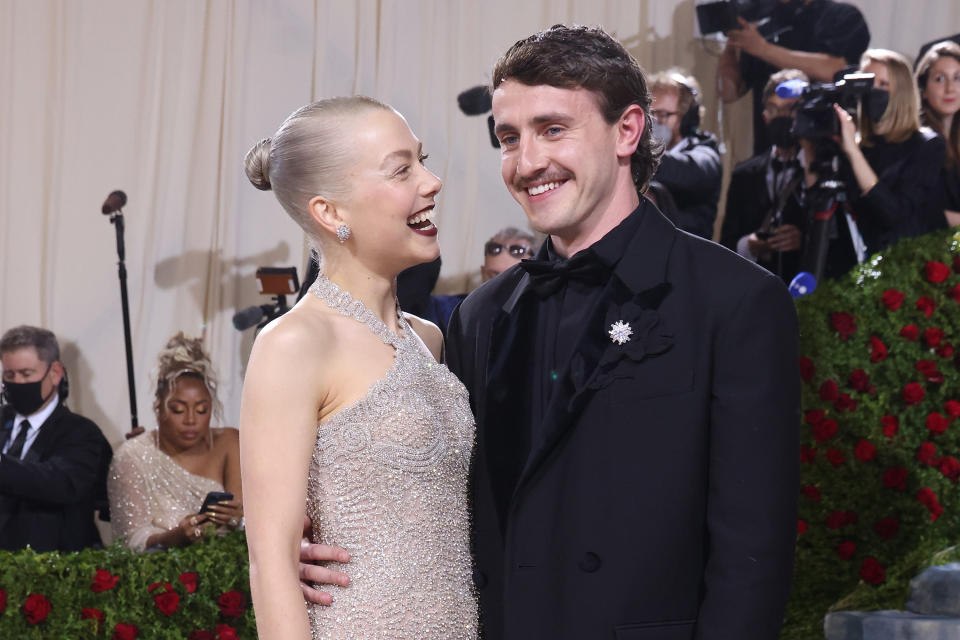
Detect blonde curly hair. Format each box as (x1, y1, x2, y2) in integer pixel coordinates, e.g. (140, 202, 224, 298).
(153, 332, 222, 421)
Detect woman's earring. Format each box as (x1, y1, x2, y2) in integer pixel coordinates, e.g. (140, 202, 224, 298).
(336, 224, 352, 244)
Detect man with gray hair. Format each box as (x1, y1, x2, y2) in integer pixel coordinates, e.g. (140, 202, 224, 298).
(481, 226, 537, 282)
(0, 325, 112, 551)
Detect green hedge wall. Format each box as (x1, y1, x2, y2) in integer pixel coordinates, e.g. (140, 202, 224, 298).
(782, 228, 960, 639)
(0, 531, 255, 639)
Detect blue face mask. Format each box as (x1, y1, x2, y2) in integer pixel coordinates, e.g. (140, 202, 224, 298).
(651, 120, 673, 147)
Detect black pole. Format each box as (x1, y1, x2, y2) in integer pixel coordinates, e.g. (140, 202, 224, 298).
(110, 211, 139, 433)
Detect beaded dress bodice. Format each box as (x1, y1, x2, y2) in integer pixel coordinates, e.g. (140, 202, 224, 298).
(306, 275, 478, 639)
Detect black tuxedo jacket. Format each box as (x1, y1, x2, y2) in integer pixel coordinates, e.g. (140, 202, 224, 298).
(447, 202, 800, 640)
(0, 403, 112, 552)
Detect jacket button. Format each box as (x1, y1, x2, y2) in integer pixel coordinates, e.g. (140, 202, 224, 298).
(579, 552, 602, 573)
(473, 569, 488, 589)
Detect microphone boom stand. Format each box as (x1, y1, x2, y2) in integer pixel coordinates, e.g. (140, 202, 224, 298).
(107, 209, 139, 433)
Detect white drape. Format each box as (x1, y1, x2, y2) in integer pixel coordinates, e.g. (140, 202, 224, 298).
(2, 0, 958, 447)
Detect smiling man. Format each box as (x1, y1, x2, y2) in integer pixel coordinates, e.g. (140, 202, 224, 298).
(0, 325, 112, 552)
(444, 25, 801, 639)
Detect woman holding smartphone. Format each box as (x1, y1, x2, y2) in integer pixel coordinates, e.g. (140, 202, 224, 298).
(108, 332, 243, 550)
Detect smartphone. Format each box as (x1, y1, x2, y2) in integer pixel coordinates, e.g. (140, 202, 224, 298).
(198, 491, 233, 514)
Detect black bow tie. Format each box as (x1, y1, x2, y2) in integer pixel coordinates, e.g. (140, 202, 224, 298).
(518, 251, 610, 298)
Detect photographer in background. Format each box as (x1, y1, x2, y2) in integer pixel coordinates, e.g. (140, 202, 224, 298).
(650, 70, 722, 239)
(717, 0, 870, 154)
(829, 49, 946, 257)
(721, 69, 809, 283)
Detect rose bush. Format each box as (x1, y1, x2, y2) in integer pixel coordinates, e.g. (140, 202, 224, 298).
(783, 229, 960, 639)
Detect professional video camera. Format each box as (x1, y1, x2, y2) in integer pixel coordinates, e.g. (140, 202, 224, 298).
(695, 0, 781, 35)
(775, 72, 875, 295)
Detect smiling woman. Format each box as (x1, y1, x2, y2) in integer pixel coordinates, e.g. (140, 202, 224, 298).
(107, 332, 243, 551)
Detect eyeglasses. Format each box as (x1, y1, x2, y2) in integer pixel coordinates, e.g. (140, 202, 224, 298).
(485, 241, 533, 258)
(650, 109, 678, 122)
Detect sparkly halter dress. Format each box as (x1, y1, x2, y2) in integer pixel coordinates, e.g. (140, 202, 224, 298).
(305, 275, 478, 639)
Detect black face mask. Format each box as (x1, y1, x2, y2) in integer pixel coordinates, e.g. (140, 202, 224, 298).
(2, 364, 55, 416)
(767, 116, 797, 148)
(866, 88, 890, 123)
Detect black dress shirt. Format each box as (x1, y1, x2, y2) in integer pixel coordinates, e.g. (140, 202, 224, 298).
(528, 206, 644, 449)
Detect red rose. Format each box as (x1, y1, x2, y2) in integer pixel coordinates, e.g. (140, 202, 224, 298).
(799, 357, 815, 382)
(939, 456, 960, 482)
(881, 288, 905, 310)
(189, 633, 215, 640)
(926, 260, 951, 283)
(869, 336, 888, 362)
(81, 608, 105, 633)
(91, 568, 120, 593)
(946, 400, 960, 418)
(955, 255, 960, 273)
(826, 510, 849, 529)
(927, 412, 950, 435)
(800, 446, 817, 464)
(860, 557, 886, 584)
(849, 369, 870, 392)
(883, 467, 908, 490)
(917, 487, 943, 521)
(179, 572, 198, 594)
(112, 622, 139, 640)
(873, 517, 900, 540)
(917, 441, 938, 464)
(797, 519, 807, 534)
(925, 328, 945, 348)
(0, 589, 6, 614)
(826, 449, 846, 466)
(917, 296, 936, 318)
(916, 360, 945, 384)
(819, 380, 839, 402)
(937, 343, 955, 358)
(836, 540, 857, 560)
(801, 484, 822, 501)
(882, 415, 899, 438)
(812, 418, 839, 443)
(217, 590, 246, 618)
(216, 624, 239, 640)
(154, 589, 180, 616)
(805, 409, 825, 425)
(831, 312, 857, 339)
(904, 382, 926, 405)
(854, 439, 876, 462)
(835, 393, 857, 412)
(900, 324, 920, 341)
(950, 284, 960, 304)
(23, 593, 51, 624)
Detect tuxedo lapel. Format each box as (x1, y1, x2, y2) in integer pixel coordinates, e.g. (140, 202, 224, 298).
(483, 272, 538, 530)
(514, 203, 679, 495)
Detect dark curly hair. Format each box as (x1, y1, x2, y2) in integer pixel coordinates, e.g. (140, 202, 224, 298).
(491, 24, 662, 191)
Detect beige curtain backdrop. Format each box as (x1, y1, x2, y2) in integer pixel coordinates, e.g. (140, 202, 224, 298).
(2, 0, 959, 451)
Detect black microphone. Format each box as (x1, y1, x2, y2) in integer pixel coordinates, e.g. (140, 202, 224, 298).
(101, 190, 127, 215)
(457, 85, 492, 115)
(232, 305, 275, 331)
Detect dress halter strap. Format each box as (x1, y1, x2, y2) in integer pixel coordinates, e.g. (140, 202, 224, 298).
(309, 274, 407, 348)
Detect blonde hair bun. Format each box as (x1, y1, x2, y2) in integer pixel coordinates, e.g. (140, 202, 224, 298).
(244, 137, 273, 191)
(154, 332, 222, 420)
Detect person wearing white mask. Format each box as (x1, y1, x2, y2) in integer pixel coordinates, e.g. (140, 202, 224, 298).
(649, 70, 723, 240)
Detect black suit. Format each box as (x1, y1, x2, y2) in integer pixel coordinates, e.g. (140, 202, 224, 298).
(0, 402, 112, 552)
(447, 201, 800, 639)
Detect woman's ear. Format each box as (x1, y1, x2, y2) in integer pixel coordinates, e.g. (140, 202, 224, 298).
(308, 196, 346, 236)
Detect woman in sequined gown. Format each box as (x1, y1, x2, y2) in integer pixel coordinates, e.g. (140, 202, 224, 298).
(240, 97, 478, 640)
(108, 333, 244, 550)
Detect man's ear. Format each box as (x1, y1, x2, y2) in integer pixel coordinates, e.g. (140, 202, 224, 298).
(616, 104, 645, 159)
(308, 196, 346, 237)
(49, 361, 64, 387)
